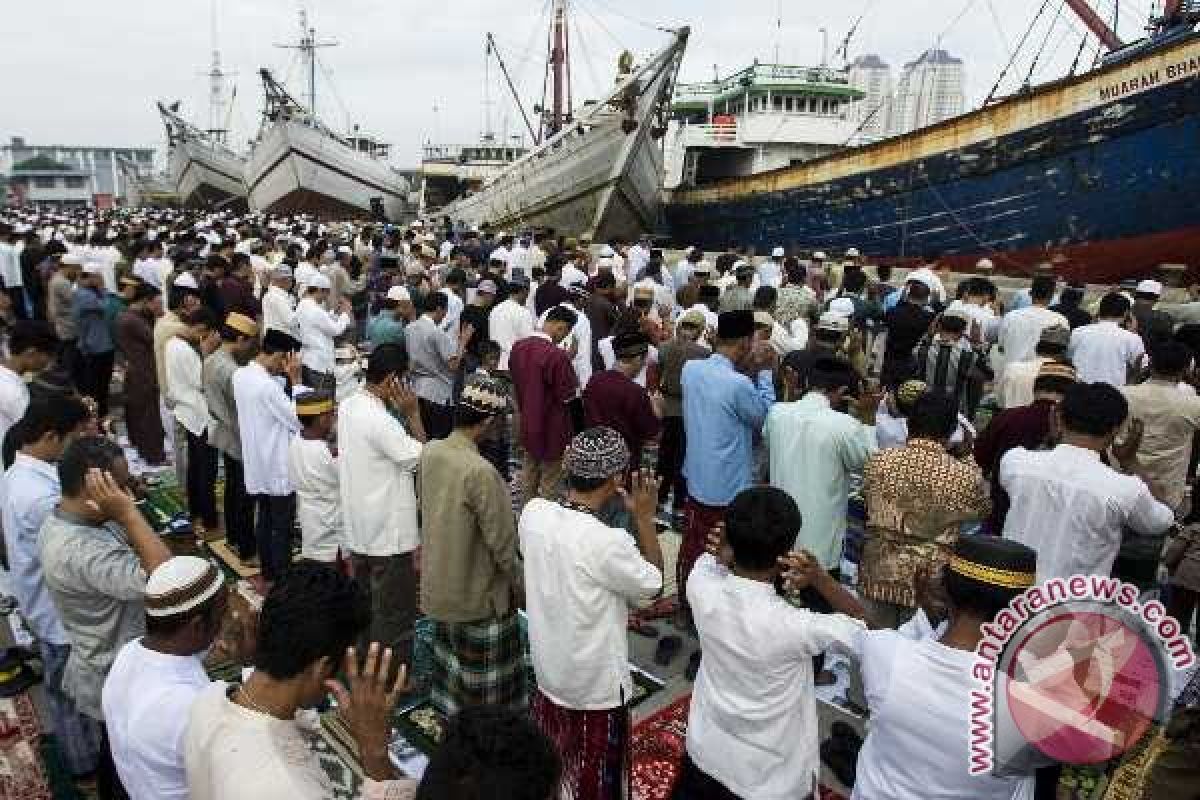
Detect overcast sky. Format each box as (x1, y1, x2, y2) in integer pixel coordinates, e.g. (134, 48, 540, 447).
(1, 0, 1151, 166)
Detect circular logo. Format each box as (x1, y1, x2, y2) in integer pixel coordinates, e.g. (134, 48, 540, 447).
(1002, 602, 1169, 765)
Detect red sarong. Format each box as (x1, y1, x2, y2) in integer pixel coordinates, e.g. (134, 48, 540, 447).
(678, 498, 727, 611)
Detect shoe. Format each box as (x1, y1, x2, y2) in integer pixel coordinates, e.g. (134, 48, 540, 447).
(820, 736, 858, 788)
(654, 635, 683, 666)
(815, 669, 837, 686)
(685, 650, 702, 682)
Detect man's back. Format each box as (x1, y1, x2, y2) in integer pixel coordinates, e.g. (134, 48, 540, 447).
(999, 444, 1172, 580)
(1121, 379, 1200, 511)
(1068, 320, 1144, 386)
(999, 306, 1068, 366)
(509, 335, 577, 462)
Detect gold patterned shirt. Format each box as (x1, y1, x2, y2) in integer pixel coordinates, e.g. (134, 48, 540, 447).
(860, 438, 990, 607)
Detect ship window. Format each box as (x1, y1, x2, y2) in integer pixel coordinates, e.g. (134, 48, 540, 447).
(33, 177, 56, 188)
(784, 96, 793, 112)
(64, 177, 85, 189)
(773, 95, 783, 111)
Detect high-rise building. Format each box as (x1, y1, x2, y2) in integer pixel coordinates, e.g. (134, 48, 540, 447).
(846, 54, 893, 142)
(890, 49, 965, 136)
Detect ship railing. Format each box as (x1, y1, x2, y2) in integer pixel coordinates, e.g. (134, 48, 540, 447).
(676, 122, 741, 147)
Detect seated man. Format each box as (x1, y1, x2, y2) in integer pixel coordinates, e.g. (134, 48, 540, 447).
(674, 486, 867, 799)
(103, 556, 228, 800)
(184, 564, 415, 800)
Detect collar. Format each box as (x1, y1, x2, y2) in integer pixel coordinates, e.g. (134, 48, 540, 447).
(446, 429, 479, 452)
(710, 352, 735, 369)
(798, 392, 831, 410)
(12, 452, 58, 481)
(1055, 442, 1102, 460)
(531, 332, 553, 343)
(132, 639, 208, 678)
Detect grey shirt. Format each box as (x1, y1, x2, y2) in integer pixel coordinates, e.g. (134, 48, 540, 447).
(39, 509, 147, 720)
(203, 348, 242, 459)
(405, 314, 457, 406)
(47, 272, 77, 341)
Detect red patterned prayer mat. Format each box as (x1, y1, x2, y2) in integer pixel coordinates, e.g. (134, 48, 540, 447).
(629, 693, 849, 800)
(0, 693, 52, 800)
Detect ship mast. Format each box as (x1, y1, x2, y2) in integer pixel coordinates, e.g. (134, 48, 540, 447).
(1063, 0, 1124, 51)
(547, 0, 572, 139)
(275, 9, 338, 116)
(203, 0, 235, 143)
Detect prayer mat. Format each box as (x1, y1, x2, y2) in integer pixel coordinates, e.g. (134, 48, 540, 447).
(0, 693, 54, 800)
(394, 702, 448, 754)
(206, 540, 261, 579)
(628, 694, 849, 800)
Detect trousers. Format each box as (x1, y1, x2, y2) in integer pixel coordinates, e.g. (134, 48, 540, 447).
(222, 453, 255, 558)
(254, 493, 296, 581)
(184, 430, 218, 529)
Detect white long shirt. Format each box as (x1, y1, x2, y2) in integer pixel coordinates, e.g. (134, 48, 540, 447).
(1068, 320, 1145, 387)
(489, 298, 535, 371)
(1000, 444, 1174, 581)
(232, 362, 302, 496)
(288, 437, 343, 562)
(0, 364, 30, 450)
(685, 553, 865, 800)
(0, 241, 21, 288)
(519, 499, 662, 710)
(261, 285, 298, 338)
(851, 628, 1034, 800)
(337, 388, 422, 557)
(103, 639, 209, 800)
(296, 296, 351, 375)
(997, 306, 1069, 367)
(164, 338, 208, 437)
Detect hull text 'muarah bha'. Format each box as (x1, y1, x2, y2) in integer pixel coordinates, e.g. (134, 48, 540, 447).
(666, 30, 1200, 284)
(440, 27, 689, 241)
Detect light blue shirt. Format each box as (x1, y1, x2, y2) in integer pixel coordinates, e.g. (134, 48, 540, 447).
(763, 393, 877, 569)
(681, 353, 774, 506)
(1, 453, 69, 644)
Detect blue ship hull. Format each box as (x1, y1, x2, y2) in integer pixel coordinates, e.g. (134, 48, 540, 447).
(665, 36, 1200, 283)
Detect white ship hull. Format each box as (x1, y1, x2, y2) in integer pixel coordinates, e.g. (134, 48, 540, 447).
(168, 138, 248, 210)
(246, 120, 412, 221)
(439, 29, 688, 241)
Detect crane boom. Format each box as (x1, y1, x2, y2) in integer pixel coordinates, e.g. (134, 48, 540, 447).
(1064, 0, 1123, 51)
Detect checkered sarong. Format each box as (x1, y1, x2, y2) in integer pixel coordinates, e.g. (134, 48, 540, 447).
(429, 612, 527, 715)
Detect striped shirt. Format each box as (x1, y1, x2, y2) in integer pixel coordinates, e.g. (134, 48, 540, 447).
(914, 337, 978, 412)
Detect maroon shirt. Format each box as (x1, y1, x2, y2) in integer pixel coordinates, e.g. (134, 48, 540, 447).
(509, 333, 579, 461)
(974, 398, 1056, 533)
(583, 369, 662, 462)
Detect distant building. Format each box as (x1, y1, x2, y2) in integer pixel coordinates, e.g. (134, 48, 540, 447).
(846, 54, 893, 143)
(890, 49, 965, 136)
(6, 155, 94, 209)
(0, 136, 155, 206)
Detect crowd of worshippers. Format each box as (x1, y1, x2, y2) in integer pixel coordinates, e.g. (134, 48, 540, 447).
(0, 205, 1197, 800)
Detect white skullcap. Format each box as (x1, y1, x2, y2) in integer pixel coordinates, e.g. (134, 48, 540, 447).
(145, 556, 224, 618)
(173, 272, 200, 290)
(1136, 279, 1163, 296)
(906, 267, 938, 291)
(386, 285, 411, 303)
(60, 252, 84, 266)
(336, 245, 351, 255)
(771, 246, 785, 258)
(308, 273, 331, 290)
(599, 244, 616, 258)
(82, 261, 106, 275)
(845, 247, 861, 258)
(817, 311, 850, 333)
(828, 297, 856, 317)
(975, 258, 994, 270)
(812, 251, 827, 260)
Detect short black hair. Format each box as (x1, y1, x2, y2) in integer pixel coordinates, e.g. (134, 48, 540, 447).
(7, 321, 57, 356)
(1035, 338, 1067, 357)
(907, 391, 958, 440)
(724, 487, 801, 571)
(842, 269, 866, 294)
(1030, 275, 1056, 302)
(1061, 382, 1128, 437)
(478, 340, 502, 361)
(58, 436, 124, 498)
(1149, 340, 1193, 376)
(545, 305, 578, 328)
(753, 286, 777, 310)
(939, 314, 968, 335)
(943, 565, 1025, 620)
(565, 473, 609, 492)
(182, 307, 217, 329)
(806, 356, 859, 395)
(593, 271, 616, 290)
(1097, 292, 1131, 319)
(424, 291, 450, 314)
(254, 563, 370, 680)
(446, 268, 467, 287)
(365, 343, 409, 384)
(415, 707, 562, 800)
(906, 281, 930, 302)
(14, 395, 89, 445)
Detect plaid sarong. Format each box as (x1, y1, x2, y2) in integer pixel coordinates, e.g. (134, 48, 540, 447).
(429, 612, 527, 715)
